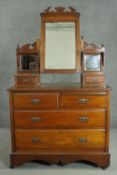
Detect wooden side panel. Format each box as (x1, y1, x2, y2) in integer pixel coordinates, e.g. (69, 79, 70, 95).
(9, 92, 15, 152)
(105, 91, 111, 152)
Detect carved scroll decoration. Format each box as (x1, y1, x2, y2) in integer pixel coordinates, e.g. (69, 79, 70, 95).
(43, 6, 80, 14)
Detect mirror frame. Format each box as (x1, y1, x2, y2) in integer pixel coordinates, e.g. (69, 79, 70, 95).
(17, 43, 40, 74)
(83, 53, 102, 72)
(40, 7, 81, 73)
(81, 41, 105, 74)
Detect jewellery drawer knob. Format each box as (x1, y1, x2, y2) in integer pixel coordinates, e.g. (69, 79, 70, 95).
(31, 117, 41, 122)
(79, 98, 88, 104)
(31, 99, 40, 104)
(79, 138, 87, 142)
(32, 137, 40, 143)
(80, 116, 88, 122)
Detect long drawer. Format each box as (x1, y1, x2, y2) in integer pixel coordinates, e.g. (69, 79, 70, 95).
(14, 110, 106, 129)
(14, 93, 58, 109)
(60, 94, 106, 108)
(15, 130, 106, 152)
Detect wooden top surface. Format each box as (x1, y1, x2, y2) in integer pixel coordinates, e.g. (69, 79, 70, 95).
(8, 83, 111, 93)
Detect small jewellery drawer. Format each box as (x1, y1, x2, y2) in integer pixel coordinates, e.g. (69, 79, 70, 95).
(15, 74, 39, 87)
(14, 93, 58, 109)
(60, 94, 106, 108)
(15, 130, 106, 152)
(84, 76, 105, 83)
(14, 110, 106, 129)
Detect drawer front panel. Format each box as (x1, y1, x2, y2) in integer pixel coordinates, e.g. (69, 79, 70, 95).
(15, 130, 106, 152)
(60, 94, 106, 108)
(15, 75, 39, 87)
(14, 93, 58, 109)
(14, 110, 106, 129)
(85, 76, 105, 83)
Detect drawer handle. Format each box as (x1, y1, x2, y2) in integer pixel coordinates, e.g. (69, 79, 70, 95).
(80, 116, 88, 122)
(79, 138, 87, 143)
(31, 99, 40, 104)
(92, 77, 98, 82)
(32, 137, 40, 143)
(79, 98, 88, 104)
(31, 117, 41, 122)
(20, 78, 32, 82)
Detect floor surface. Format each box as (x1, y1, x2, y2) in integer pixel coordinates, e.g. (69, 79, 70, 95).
(0, 128, 116, 175)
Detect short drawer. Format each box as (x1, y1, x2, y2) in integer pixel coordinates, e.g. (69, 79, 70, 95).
(85, 76, 105, 83)
(60, 94, 106, 108)
(14, 110, 106, 129)
(15, 130, 106, 152)
(14, 93, 58, 109)
(15, 74, 39, 87)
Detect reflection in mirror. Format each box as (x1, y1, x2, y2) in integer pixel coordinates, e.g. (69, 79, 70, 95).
(84, 54, 101, 71)
(45, 22, 76, 69)
(19, 55, 37, 71)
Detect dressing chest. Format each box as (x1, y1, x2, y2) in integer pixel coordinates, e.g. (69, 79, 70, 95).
(8, 7, 111, 168)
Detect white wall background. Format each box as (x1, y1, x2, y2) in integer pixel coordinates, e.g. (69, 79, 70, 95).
(0, 0, 116, 128)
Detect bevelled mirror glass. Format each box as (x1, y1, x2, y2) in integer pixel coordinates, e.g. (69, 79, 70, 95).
(84, 54, 101, 71)
(45, 22, 75, 69)
(40, 7, 80, 73)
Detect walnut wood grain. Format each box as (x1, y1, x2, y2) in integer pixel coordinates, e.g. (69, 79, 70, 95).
(85, 75, 105, 83)
(8, 84, 111, 168)
(8, 83, 111, 92)
(10, 152, 110, 169)
(14, 110, 106, 129)
(15, 74, 39, 87)
(14, 93, 58, 109)
(15, 130, 106, 152)
(60, 94, 106, 108)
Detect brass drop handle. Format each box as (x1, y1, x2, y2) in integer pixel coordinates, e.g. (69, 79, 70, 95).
(80, 116, 88, 122)
(79, 138, 87, 143)
(31, 117, 41, 122)
(31, 99, 40, 104)
(79, 98, 88, 104)
(32, 137, 40, 143)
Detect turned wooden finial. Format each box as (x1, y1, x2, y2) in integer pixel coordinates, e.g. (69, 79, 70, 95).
(101, 42, 105, 52)
(35, 39, 40, 50)
(17, 44, 20, 49)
